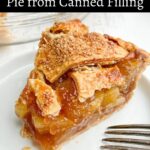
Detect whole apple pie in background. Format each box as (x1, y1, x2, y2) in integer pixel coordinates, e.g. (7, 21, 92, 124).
(15, 19, 150, 150)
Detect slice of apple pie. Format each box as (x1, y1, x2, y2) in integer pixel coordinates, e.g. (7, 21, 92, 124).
(15, 19, 150, 150)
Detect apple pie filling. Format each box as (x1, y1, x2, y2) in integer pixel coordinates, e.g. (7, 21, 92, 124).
(15, 53, 145, 150)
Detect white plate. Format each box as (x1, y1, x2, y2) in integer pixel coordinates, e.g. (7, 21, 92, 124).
(0, 51, 150, 150)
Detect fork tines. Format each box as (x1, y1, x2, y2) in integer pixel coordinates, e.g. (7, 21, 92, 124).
(108, 124, 150, 130)
(101, 124, 150, 150)
(101, 145, 150, 150)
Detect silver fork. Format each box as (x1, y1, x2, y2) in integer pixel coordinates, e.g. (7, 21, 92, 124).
(101, 124, 150, 150)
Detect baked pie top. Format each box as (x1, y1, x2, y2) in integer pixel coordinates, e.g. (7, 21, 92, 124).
(49, 19, 88, 35)
(69, 65, 124, 102)
(35, 20, 129, 83)
(29, 79, 61, 116)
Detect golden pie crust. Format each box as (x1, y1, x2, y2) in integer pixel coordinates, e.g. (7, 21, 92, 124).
(36, 20, 128, 83)
(15, 19, 150, 150)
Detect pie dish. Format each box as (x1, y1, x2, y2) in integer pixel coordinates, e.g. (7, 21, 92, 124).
(15, 19, 150, 150)
(0, 13, 6, 17)
(0, 13, 11, 44)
